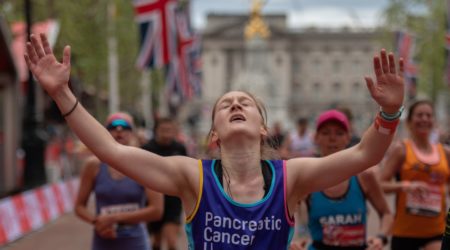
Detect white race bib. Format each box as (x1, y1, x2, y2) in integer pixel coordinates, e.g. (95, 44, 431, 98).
(406, 184, 442, 217)
(100, 203, 140, 215)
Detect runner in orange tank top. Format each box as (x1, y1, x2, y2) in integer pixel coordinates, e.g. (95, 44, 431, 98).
(380, 100, 450, 250)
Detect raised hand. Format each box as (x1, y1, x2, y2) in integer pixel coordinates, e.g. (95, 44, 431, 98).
(365, 49, 405, 114)
(24, 33, 71, 97)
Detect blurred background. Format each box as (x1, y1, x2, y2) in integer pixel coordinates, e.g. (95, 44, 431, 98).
(0, 0, 449, 249)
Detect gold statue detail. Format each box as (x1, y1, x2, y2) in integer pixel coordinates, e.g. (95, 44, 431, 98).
(244, 0, 271, 40)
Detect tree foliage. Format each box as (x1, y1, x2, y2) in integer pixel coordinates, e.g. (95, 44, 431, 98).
(0, 0, 151, 118)
(380, 0, 449, 102)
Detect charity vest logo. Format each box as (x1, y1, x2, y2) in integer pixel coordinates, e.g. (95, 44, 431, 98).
(319, 213, 365, 246)
(200, 211, 282, 248)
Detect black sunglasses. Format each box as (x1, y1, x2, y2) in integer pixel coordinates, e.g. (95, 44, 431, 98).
(106, 124, 132, 131)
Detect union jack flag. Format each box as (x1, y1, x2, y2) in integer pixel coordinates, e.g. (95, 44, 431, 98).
(133, 0, 178, 69)
(396, 31, 418, 99)
(166, 5, 202, 107)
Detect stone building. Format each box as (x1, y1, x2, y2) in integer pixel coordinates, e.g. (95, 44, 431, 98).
(199, 12, 382, 135)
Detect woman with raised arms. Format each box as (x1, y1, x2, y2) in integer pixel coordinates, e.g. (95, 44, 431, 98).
(25, 33, 404, 249)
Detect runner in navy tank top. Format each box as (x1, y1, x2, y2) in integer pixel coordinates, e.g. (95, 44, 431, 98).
(74, 112, 163, 250)
(91, 163, 152, 250)
(27, 35, 404, 250)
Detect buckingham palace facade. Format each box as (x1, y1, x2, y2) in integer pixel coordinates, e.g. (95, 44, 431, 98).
(198, 13, 383, 134)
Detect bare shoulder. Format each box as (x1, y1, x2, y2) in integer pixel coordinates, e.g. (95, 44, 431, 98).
(357, 167, 383, 196)
(285, 157, 316, 195)
(358, 167, 377, 180)
(357, 168, 377, 188)
(387, 140, 406, 159)
(170, 155, 202, 182)
(170, 155, 200, 169)
(286, 157, 314, 172)
(381, 140, 406, 174)
(81, 156, 101, 176)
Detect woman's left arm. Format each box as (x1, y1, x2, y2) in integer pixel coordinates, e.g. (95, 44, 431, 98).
(360, 168, 393, 249)
(287, 49, 404, 199)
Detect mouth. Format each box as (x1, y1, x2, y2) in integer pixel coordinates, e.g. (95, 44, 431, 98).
(416, 123, 431, 130)
(229, 114, 246, 123)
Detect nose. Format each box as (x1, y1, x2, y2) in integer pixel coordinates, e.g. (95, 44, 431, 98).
(328, 133, 337, 141)
(230, 100, 242, 111)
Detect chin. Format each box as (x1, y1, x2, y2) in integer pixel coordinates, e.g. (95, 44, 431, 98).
(416, 131, 430, 138)
(224, 130, 259, 141)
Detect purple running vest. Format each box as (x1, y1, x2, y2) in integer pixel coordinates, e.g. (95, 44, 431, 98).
(185, 159, 295, 250)
(92, 163, 149, 250)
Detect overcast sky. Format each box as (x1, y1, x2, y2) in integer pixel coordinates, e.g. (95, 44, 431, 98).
(191, 0, 390, 29)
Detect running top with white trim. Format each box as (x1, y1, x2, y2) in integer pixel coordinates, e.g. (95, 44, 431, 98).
(307, 176, 367, 250)
(185, 159, 295, 249)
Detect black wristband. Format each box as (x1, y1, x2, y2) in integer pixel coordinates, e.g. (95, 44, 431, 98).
(62, 99, 79, 118)
(376, 234, 389, 246)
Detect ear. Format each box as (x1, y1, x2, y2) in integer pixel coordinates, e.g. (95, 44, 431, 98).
(210, 130, 219, 145)
(260, 126, 268, 137)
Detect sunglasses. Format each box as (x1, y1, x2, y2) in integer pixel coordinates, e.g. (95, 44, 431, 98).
(106, 119, 133, 131)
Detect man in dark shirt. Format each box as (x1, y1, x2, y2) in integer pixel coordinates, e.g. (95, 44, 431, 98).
(142, 117, 187, 250)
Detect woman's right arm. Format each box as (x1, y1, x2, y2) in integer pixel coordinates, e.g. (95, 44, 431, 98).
(25, 34, 199, 201)
(380, 141, 406, 193)
(74, 156, 99, 224)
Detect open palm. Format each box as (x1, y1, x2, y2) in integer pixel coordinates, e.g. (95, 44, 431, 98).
(24, 33, 71, 97)
(365, 49, 405, 114)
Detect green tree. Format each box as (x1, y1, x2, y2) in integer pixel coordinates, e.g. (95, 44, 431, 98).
(381, 0, 450, 103)
(0, 0, 154, 120)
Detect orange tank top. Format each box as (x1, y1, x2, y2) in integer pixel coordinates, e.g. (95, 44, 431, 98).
(392, 139, 449, 237)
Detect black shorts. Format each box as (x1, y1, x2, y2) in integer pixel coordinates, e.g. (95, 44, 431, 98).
(391, 235, 442, 250)
(147, 195, 182, 233)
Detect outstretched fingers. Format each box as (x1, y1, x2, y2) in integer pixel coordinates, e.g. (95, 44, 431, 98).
(364, 76, 376, 98)
(388, 52, 396, 74)
(40, 33, 53, 55)
(30, 34, 45, 58)
(373, 55, 382, 82)
(374, 49, 402, 78)
(380, 49, 389, 74)
(25, 42, 38, 65)
(62, 45, 71, 66)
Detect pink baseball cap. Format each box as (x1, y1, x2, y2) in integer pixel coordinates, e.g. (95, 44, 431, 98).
(105, 112, 134, 129)
(316, 109, 350, 132)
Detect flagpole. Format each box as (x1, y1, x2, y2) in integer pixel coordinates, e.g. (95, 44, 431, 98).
(108, 2, 119, 113)
(141, 69, 152, 131)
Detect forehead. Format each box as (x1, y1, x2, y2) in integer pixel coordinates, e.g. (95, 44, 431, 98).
(218, 91, 253, 103)
(413, 103, 433, 113)
(317, 121, 348, 132)
(157, 121, 175, 129)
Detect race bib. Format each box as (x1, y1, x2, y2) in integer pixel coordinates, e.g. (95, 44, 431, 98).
(322, 224, 365, 247)
(406, 184, 442, 217)
(100, 203, 139, 215)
